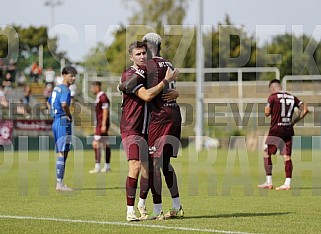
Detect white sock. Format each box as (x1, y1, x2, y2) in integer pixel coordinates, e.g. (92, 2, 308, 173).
(153, 203, 162, 215)
(284, 178, 291, 186)
(266, 175, 272, 185)
(172, 197, 181, 210)
(138, 198, 145, 208)
(95, 163, 100, 170)
(127, 206, 134, 214)
(104, 163, 110, 169)
(57, 179, 62, 184)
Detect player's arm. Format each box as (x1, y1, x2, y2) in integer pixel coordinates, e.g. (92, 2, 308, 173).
(291, 102, 309, 126)
(101, 108, 109, 133)
(46, 101, 51, 110)
(136, 68, 179, 102)
(264, 105, 271, 117)
(61, 102, 72, 121)
(119, 67, 178, 93)
(162, 89, 179, 102)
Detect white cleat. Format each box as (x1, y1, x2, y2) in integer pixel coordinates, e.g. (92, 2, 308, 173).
(126, 211, 139, 221)
(89, 168, 100, 174)
(257, 182, 273, 190)
(56, 183, 73, 192)
(275, 184, 291, 191)
(137, 205, 148, 220)
(100, 167, 111, 173)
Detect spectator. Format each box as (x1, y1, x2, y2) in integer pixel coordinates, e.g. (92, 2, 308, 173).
(23, 84, 31, 105)
(30, 61, 42, 83)
(45, 67, 55, 85)
(8, 59, 16, 84)
(17, 98, 31, 119)
(0, 85, 8, 108)
(69, 83, 77, 104)
(2, 72, 13, 95)
(17, 71, 27, 87)
(43, 83, 53, 102)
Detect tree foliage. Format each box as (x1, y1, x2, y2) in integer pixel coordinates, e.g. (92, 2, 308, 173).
(0, 25, 67, 73)
(83, 2, 321, 81)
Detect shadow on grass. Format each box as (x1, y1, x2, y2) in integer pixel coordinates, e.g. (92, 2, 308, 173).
(183, 212, 293, 219)
(292, 187, 321, 190)
(73, 187, 125, 191)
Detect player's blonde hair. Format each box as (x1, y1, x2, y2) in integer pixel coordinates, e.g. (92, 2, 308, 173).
(142, 33, 162, 45)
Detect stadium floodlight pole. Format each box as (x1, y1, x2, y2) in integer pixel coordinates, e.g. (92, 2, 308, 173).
(195, 0, 204, 152)
(44, 0, 64, 34)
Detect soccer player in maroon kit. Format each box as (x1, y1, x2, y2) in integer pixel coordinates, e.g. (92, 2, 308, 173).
(120, 41, 179, 221)
(258, 79, 308, 190)
(89, 81, 111, 173)
(120, 33, 183, 220)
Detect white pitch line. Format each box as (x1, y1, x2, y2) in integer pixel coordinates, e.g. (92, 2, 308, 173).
(0, 215, 251, 234)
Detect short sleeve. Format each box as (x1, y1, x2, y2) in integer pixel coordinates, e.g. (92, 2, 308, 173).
(294, 95, 302, 107)
(60, 87, 70, 103)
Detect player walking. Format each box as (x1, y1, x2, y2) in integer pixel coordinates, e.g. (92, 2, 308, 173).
(258, 79, 308, 190)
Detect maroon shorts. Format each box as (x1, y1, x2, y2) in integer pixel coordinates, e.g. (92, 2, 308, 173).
(148, 122, 181, 158)
(265, 135, 292, 156)
(121, 132, 148, 162)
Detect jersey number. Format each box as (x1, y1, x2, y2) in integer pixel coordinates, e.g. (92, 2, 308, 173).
(51, 91, 58, 114)
(280, 98, 294, 117)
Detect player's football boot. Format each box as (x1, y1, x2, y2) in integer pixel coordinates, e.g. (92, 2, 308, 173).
(164, 206, 184, 219)
(100, 167, 111, 173)
(257, 182, 273, 189)
(56, 183, 73, 192)
(275, 184, 291, 191)
(126, 211, 139, 221)
(89, 168, 100, 174)
(137, 205, 148, 220)
(146, 211, 165, 221)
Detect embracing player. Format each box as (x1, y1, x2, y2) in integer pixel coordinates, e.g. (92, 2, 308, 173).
(119, 33, 183, 220)
(120, 41, 179, 221)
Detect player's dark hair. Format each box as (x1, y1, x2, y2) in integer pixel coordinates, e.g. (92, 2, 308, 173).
(269, 79, 281, 87)
(128, 41, 147, 54)
(92, 81, 102, 87)
(62, 66, 77, 75)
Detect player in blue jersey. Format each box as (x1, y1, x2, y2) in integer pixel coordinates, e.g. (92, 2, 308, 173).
(47, 66, 77, 191)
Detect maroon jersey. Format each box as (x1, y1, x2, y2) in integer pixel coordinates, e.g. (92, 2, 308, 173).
(136, 56, 182, 125)
(267, 91, 302, 137)
(95, 91, 110, 135)
(120, 66, 149, 135)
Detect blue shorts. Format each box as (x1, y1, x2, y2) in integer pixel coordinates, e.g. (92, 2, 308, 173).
(52, 116, 72, 152)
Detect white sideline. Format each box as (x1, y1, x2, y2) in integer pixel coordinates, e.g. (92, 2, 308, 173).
(0, 215, 251, 234)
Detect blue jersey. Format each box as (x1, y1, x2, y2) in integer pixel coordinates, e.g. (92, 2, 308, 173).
(48, 84, 71, 118)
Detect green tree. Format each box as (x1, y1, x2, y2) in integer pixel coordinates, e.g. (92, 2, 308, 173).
(83, 0, 190, 76)
(263, 34, 320, 78)
(0, 25, 67, 74)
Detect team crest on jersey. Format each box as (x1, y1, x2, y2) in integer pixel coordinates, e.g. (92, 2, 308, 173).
(149, 146, 156, 154)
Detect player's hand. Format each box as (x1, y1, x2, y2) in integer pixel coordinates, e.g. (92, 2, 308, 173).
(117, 84, 123, 93)
(162, 89, 179, 102)
(92, 140, 99, 149)
(101, 125, 107, 134)
(67, 115, 72, 122)
(165, 67, 179, 83)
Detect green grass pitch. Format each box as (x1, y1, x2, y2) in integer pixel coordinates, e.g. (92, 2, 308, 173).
(1, 147, 321, 233)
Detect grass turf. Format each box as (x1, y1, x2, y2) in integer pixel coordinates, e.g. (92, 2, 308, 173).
(1, 147, 321, 233)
